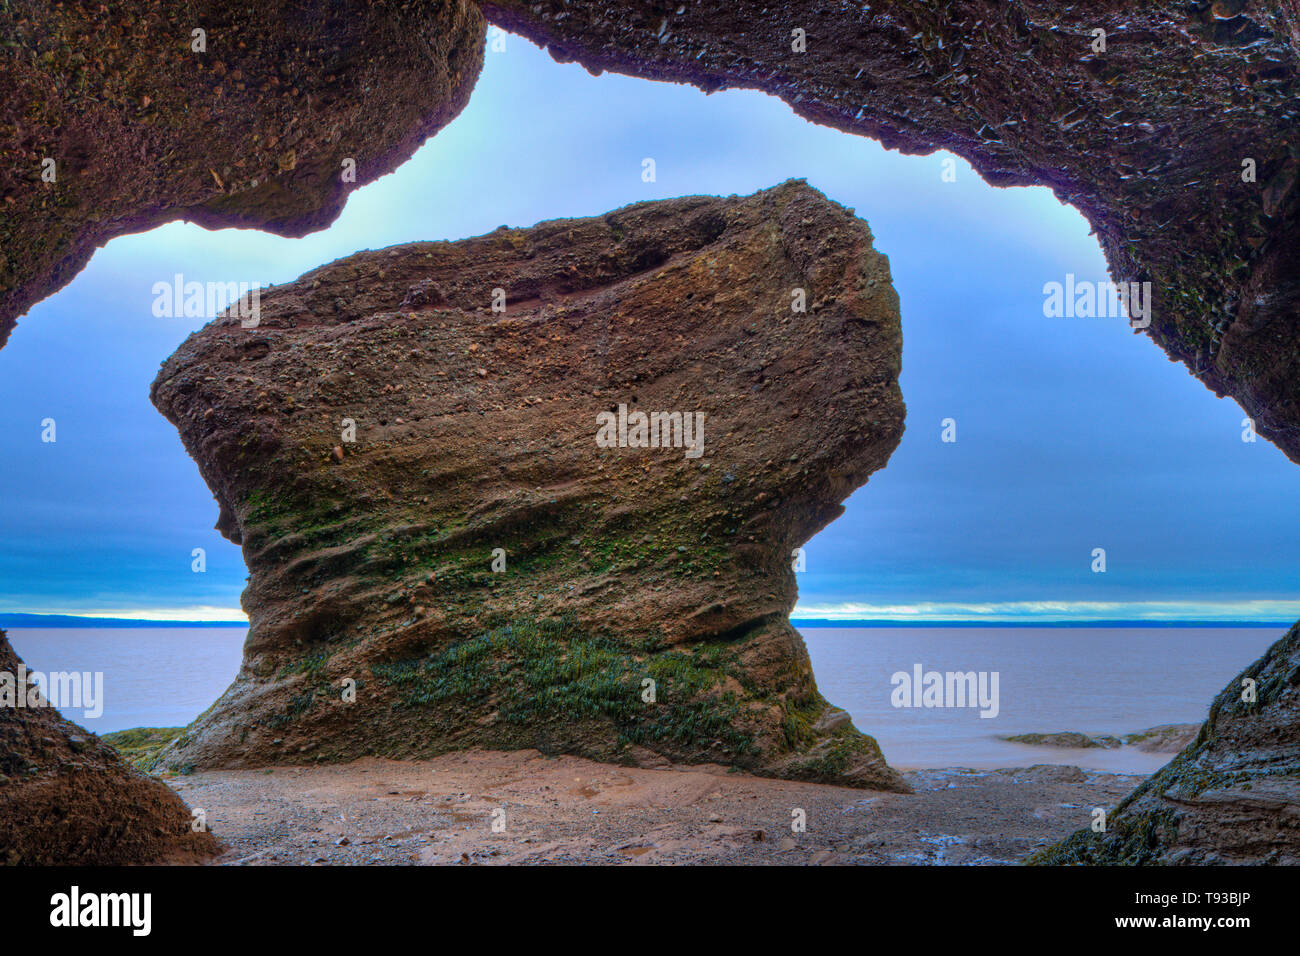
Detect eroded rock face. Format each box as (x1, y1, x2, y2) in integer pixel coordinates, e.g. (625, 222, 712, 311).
(1032, 622, 1300, 864)
(0, 630, 218, 864)
(482, 0, 1300, 463)
(0, 0, 484, 348)
(150, 180, 909, 791)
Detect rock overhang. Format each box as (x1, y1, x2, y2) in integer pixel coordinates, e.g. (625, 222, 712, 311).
(148, 180, 911, 791)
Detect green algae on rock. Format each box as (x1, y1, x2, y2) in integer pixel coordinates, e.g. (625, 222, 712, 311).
(149, 180, 909, 791)
(100, 726, 186, 770)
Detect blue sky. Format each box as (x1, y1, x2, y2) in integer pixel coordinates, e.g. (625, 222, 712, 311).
(2, 31, 1297, 624)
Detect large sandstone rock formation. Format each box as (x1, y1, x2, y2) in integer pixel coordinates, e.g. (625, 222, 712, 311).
(482, 0, 1300, 464)
(1032, 622, 1300, 864)
(149, 180, 909, 790)
(0, 630, 218, 864)
(0, 0, 484, 347)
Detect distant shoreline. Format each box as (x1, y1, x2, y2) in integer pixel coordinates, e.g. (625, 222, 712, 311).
(2, 612, 1288, 629)
(792, 619, 1288, 628)
(0, 614, 247, 628)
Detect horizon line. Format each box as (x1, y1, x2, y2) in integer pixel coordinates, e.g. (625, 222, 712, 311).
(1, 610, 1294, 629)
(791, 618, 1290, 628)
(793, 599, 1300, 624)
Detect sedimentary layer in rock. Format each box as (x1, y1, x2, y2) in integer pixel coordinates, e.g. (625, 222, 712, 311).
(483, 0, 1300, 463)
(1031, 622, 1300, 865)
(0, 0, 484, 347)
(0, 630, 218, 865)
(150, 180, 909, 791)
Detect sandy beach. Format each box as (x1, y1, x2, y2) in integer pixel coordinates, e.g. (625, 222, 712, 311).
(163, 750, 1144, 865)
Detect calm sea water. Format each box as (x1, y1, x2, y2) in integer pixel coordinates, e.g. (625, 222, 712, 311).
(5, 625, 1285, 774)
(7, 628, 246, 735)
(801, 626, 1285, 773)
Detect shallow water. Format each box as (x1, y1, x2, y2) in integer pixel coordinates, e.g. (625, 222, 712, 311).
(801, 626, 1284, 772)
(5, 624, 1284, 774)
(7, 627, 246, 734)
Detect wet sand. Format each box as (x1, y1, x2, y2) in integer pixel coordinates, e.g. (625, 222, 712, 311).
(163, 749, 1144, 865)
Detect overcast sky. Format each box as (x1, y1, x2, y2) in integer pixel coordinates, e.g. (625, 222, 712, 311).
(2, 31, 1297, 624)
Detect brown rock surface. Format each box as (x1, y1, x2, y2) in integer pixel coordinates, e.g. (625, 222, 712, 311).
(0, 630, 218, 864)
(149, 180, 908, 790)
(1000, 724, 1199, 753)
(482, 0, 1300, 463)
(0, 0, 484, 348)
(1032, 622, 1300, 864)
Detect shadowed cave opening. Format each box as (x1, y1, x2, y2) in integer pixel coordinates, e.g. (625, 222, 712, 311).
(2, 35, 1297, 786)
